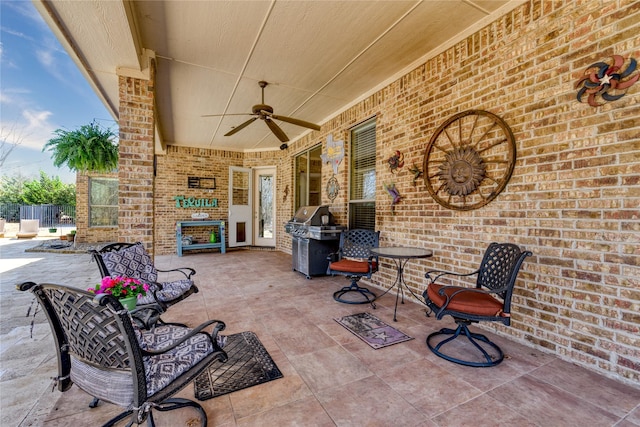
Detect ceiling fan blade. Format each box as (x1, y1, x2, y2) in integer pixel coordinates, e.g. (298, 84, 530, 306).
(270, 113, 321, 131)
(202, 113, 252, 117)
(224, 117, 258, 136)
(264, 117, 289, 142)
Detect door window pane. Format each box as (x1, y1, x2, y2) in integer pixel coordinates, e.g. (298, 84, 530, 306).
(258, 174, 273, 238)
(232, 170, 249, 205)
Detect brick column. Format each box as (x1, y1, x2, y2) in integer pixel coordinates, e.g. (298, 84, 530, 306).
(117, 59, 156, 252)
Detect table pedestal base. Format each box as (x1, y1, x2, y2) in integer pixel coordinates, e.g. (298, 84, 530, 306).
(377, 257, 426, 321)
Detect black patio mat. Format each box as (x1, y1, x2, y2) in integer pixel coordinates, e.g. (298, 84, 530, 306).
(194, 331, 282, 400)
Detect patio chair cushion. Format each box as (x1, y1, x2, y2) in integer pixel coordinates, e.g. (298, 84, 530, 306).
(426, 283, 505, 317)
(328, 259, 377, 274)
(71, 324, 215, 405)
(136, 279, 194, 305)
(16, 219, 39, 239)
(101, 242, 158, 283)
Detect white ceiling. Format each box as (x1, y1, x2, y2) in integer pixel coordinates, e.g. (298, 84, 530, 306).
(35, 0, 522, 153)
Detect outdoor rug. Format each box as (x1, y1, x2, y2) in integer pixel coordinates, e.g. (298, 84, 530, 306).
(334, 312, 414, 349)
(194, 331, 282, 400)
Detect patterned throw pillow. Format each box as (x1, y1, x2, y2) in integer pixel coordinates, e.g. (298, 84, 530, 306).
(101, 242, 158, 283)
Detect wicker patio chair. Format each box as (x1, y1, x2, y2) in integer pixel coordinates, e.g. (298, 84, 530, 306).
(18, 282, 227, 426)
(327, 229, 380, 307)
(423, 242, 532, 367)
(90, 242, 198, 314)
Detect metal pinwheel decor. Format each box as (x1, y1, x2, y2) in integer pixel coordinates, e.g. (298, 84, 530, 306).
(575, 54, 639, 107)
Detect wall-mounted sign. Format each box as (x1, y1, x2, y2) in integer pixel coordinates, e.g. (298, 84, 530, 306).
(321, 134, 344, 175)
(173, 196, 218, 208)
(188, 177, 216, 189)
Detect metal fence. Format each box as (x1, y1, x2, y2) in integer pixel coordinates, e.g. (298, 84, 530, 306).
(0, 204, 76, 227)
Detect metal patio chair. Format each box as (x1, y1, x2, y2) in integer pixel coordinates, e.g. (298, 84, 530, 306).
(327, 229, 380, 307)
(423, 242, 532, 367)
(18, 282, 227, 426)
(90, 242, 198, 316)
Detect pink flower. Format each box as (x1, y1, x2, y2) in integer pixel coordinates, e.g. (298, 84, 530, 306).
(88, 276, 148, 299)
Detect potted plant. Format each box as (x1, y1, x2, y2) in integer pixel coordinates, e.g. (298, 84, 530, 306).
(49, 227, 58, 233)
(88, 276, 150, 311)
(66, 229, 76, 241)
(43, 121, 118, 173)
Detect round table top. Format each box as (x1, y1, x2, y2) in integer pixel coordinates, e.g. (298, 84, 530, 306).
(370, 246, 433, 259)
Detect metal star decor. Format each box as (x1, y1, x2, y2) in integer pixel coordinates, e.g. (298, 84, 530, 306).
(575, 54, 639, 107)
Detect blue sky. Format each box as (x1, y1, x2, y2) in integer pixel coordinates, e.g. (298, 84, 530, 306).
(1, 0, 114, 184)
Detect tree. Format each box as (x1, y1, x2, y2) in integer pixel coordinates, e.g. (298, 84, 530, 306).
(0, 175, 28, 204)
(43, 121, 118, 173)
(0, 123, 27, 168)
(0, 172, 75, 205)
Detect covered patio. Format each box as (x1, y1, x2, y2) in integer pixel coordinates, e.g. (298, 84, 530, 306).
(9, 0, 639, 421)
(1, 238, 639, 426)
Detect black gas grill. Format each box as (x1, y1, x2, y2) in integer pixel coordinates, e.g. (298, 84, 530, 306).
(285, 205, 345, 279)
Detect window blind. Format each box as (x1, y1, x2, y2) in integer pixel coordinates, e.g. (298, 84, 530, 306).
(349, 120, 376, 230)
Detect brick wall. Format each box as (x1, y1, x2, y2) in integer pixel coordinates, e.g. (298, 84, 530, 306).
(286, 0, 638, 383)
(153, 146, 243, 254)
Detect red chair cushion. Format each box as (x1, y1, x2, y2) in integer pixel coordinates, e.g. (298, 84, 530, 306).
(427, 283, 505, 317)
(329, 259, 377, 274)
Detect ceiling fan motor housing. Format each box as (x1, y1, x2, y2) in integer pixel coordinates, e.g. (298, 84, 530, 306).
(253, 104, 273, 116)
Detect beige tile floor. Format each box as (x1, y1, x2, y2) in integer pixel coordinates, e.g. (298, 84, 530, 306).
(1, 237, 639, 426)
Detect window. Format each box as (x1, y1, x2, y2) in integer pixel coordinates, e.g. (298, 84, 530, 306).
(294, 145, 322, 210)
(349, 119, 376, 230)
(89, 178, 118, 226)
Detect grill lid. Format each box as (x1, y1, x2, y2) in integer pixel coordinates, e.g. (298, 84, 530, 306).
(290, 205, 334, 226)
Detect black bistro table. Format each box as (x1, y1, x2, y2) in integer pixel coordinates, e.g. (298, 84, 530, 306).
(370, 246, 433, 321)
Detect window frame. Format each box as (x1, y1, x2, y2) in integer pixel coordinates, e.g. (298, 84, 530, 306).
(294, 144, 323, 210)
(88, 177, 118, 227)
(348, 119, 376, 230)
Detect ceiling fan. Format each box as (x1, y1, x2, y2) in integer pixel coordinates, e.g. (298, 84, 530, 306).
(203, 81, 321, 143)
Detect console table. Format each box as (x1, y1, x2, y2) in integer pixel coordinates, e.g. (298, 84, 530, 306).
(176, 220, 226, 256)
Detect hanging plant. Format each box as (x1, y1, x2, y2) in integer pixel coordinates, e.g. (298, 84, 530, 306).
(43, 121, 118, 173)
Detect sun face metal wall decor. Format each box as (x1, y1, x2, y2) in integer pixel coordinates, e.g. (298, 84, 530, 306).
(423, 110, 516, 211)
(575, 54, 639, 107)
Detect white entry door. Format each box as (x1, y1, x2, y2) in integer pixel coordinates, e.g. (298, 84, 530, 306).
(228, 166, 252, 247)
(253, 167, 276, 247)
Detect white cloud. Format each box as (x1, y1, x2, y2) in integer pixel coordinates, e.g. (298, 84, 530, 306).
(36, 49, 54, 67)
(0, 109, 56, 151)
(22, 109, 56, 150)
